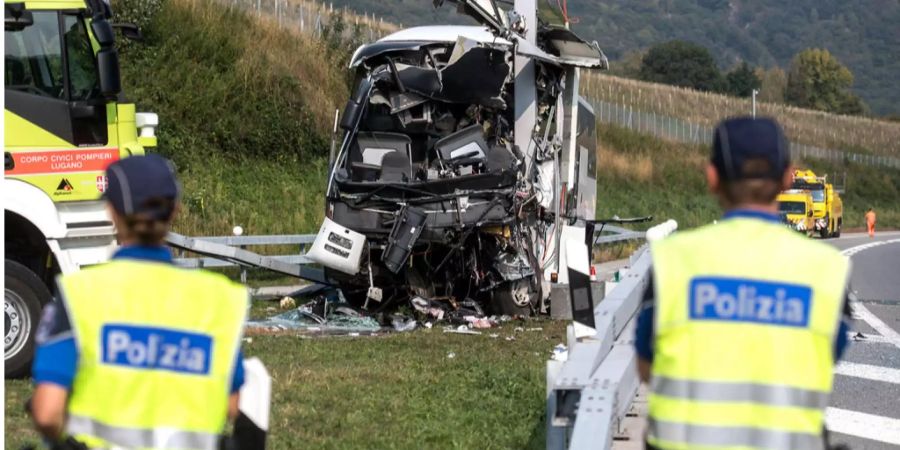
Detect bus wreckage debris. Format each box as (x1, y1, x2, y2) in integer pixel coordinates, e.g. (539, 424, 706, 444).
(310, 0, 607, 317)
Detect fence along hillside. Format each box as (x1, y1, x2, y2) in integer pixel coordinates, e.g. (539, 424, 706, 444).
(219, 0, 900, 168)
(582, 73, 900, 157)
(226, 0, 397, 40)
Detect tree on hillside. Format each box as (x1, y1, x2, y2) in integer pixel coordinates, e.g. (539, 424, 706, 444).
(756, 67, 787, 104)
(785, 49, 868, 115)
(609, 50, 645, 79)
(638, 40, 723, 92)
(724, 62, 761, 97)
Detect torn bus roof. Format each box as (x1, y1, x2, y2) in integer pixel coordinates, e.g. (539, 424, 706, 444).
(352, 25, 606, 70)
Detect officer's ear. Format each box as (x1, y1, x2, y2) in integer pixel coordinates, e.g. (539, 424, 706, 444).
(705, 163, 721, 195)
(781, 165, 794, 192)
(107, 204, 123, 230)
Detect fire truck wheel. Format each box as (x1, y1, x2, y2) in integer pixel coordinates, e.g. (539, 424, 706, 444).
(5, 260, 51, 378)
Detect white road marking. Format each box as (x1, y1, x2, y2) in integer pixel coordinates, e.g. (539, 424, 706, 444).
(835, 362, 900, 385)
(840, 238, 900, 257)
(849, 303, 900, 350)
(848, 333, 893, 344)
(826, 407, 900, 445)
(840, 239, 900, 349)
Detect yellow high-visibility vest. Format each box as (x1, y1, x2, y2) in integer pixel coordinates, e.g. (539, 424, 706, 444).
(58, 260, 248, 449)
(648, 217, 849, 450)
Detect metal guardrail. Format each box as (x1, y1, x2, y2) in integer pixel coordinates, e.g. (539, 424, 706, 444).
(167, 232, 326, 283)
(171, 228, 646, 271)
(172, 234, 315, 269)
(546, 220, 677, 449)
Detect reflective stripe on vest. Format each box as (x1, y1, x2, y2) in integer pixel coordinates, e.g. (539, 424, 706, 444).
(60, 260, 248, 450)
(67, 415, 219, 450)
(647, 218, 848, 450)
(652, 376, 831, 409)
(649, 420, 823, 450)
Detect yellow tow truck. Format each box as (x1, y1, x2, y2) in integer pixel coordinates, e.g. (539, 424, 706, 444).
(790, 169, 843, 238)
(4, 0, 156, 376)
(777, 190, 815, 236)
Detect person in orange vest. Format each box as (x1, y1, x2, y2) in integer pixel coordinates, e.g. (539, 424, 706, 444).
(866, 208, 876, 238)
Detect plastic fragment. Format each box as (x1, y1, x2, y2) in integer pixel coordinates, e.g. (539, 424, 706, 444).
(279, 297, 296, 309)
(392, 316, 417, 332)
(551, 343, 568, 361)
(443, 326, 482, 335)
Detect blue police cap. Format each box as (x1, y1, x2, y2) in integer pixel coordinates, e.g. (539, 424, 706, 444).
(104, 154, 180, 220)
(712, 117, 790, 181)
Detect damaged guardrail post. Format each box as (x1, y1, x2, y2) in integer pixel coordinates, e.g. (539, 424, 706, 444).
(546, 220, 676, 450)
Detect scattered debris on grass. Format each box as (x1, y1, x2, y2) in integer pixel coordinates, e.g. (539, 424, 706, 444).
(250, 284, 535, 336)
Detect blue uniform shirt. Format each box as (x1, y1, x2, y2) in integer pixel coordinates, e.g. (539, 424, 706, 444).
(32, 246, 245, 393)
(634, 209, 851, 363)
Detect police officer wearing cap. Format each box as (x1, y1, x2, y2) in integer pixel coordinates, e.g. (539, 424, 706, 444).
(635, 117, 852, 450)
(30, 155, 249, 449)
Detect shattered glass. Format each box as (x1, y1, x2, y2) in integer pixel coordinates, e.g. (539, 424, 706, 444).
(247, 286, 382, 334)
(247, 305, 381, 334)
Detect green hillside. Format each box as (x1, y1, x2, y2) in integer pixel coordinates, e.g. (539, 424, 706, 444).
(331, 0, 900, 116)
(114, 0, 349, 236)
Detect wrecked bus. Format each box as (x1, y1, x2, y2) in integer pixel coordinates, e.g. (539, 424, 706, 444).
(308, 0, 607, 315)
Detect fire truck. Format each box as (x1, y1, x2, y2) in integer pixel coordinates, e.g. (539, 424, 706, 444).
(4, 0, 156, 376)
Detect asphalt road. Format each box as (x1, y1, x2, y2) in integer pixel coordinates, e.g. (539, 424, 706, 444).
(825, 231, 900, 449)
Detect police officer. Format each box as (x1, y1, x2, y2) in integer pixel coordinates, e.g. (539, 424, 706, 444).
(30, 155, 248, 449)
(635, 117, 851, 450)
